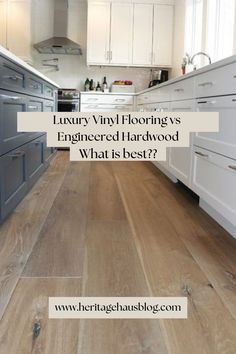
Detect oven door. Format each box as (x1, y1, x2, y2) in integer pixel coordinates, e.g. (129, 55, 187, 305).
(58, 99, 79, 112)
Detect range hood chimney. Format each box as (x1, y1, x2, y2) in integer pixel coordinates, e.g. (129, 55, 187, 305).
(34, 0, 82, 55)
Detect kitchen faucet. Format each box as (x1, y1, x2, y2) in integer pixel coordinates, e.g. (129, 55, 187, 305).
(190, 52, 211, 70)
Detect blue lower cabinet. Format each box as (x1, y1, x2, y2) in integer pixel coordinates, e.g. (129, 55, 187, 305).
(26, 137, 45, 189)
(0, 147, 27, 222)
(42, 134, 54, 165)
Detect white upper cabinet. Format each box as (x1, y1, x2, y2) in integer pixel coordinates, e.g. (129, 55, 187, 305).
(0, 0, 7, 47)
(153, 5, 173, 67)
(7, 0, 31, 62)
(87, 1, 174, 67)
(132, 3, 153, 65)
(0, 0, 31, 63)
(87, 1, 111, 64)
(110, 3, 133, 65)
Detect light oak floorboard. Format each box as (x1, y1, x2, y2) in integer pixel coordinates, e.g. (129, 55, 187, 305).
(0, 278, 81, 354)
(143, 164, 236, 320)
(87, 162, 127, 222)
(0, 152, 69, 320)
(113, 162, 236, 354)
(23, 161, 91, 277)
(78, 221, 168, 354)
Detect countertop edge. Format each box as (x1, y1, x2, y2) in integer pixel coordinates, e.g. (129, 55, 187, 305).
(0, 46, 60, 88)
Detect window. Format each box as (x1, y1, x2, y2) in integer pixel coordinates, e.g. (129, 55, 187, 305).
(185, 0, 236, 63)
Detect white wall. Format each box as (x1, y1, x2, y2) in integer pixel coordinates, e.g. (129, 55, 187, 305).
(170, 0, 186, 78)
(31, 0, 153, 91)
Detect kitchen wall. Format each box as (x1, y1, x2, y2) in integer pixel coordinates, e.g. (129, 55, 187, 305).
(171, 0, 186, 78)
(31, 0, 152, 91)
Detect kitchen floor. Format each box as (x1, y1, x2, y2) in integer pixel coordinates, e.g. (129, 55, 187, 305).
(0, 151, 236, 354)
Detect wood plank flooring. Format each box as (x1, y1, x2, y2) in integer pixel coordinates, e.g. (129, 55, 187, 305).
(0, 152, 235, 353)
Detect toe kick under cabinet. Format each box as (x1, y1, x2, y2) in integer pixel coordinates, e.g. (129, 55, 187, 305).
(0, 52, 58, 223)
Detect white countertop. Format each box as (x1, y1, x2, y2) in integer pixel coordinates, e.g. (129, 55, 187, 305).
(138, 54, 236, 94)
(80, 91, 135, 95)
(0, 46, 60, 88)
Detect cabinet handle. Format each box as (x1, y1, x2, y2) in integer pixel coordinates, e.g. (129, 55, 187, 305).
(228, 165, 236, 171)
(114, 105, 124, 109)
(195, 151, 209, 158)
(115, 98, 125, 102)
(87, 98, 98, 102)
(232, 99, 236, 102)
(30, 84, 40, 89)
(28, 105, 39, 110)
(197, 100, 216, 105)
(8, 151, 25, 158)
(174, 88, 184, 92)
(198, 81, 213, 87)
(0, 94, 20, 101)
(86, 105, 98, 108)
(110, 51, 112, 61)
(106, 51, 109, 61)
(153, 52, 155, 63)
(4, 74, 22, 81)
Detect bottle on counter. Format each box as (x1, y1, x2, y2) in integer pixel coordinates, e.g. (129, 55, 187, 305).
(89, 79, 94, 91)
(84, 78, 90, 91)
(102, 76, 108, 92)
(96, 81, 102, 91)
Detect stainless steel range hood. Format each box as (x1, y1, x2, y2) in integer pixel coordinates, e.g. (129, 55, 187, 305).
(34, 0, 82, 55)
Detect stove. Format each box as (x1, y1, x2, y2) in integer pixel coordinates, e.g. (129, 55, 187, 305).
(58, 88, 80, 112)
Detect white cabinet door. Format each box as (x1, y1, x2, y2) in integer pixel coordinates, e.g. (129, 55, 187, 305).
(192, 146, 236, 230)
(0, 0, 7, 47)
(110, 2, 133, 65)
(87, 2, 110, 65)
(7, 0, 31, 62)
(153, 5, 173, 67)
(168, 100, 195, 187)
(195, 96, 236, 160)
(133, 4, 153, 66)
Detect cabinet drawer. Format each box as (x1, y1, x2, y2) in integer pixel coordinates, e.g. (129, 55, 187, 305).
(27, 99, 44, 112)
(195, 62, 236, 97)
(80, 104, 133, 112)
(26, 138, 44, 188)
(0, 147, 27, 221)
(0, 58, 26, 91)
(80, 94, 133, 105)
(192, 146, 236, 226)
(26, 76, 43, 95)
(44, 84, 54, 99)
(195, 95, 236, 159)
(0, 90, 28, 156)
(44, 100, 55, 112)
(171, 78, 194, 101)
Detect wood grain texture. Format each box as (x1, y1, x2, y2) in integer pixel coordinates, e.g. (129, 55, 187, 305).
(0, 152, 69, 320)
(87, 162, 126, 221)
(143, 166, 236, 320)
(0, 278, 81, 354)
(79, 220, 168, 354)
(23, 162, 91, 277)
(113, 162, 236, 354)
(0, 159, 236, 354)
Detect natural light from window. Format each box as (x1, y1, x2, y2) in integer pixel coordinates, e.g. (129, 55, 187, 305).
(185, 0, 236, 65)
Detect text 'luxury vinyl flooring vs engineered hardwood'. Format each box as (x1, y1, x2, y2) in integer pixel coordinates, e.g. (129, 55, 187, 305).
(0, 152, 235, 354)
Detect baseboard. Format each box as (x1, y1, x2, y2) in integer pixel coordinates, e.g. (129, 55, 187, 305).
(152, 162, 178, 183)
(199, 199, 236, 239)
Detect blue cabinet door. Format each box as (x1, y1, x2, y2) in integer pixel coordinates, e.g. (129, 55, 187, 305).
(0, 147, 27, 221)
